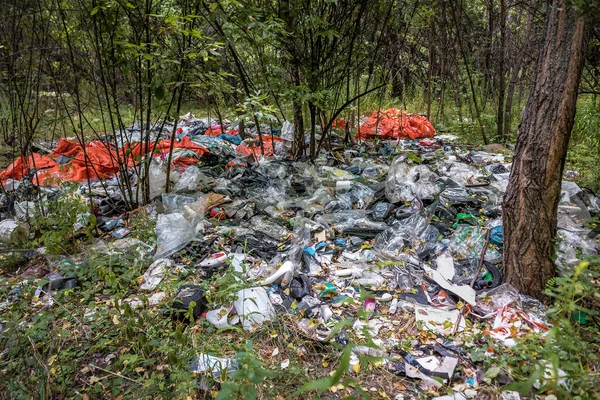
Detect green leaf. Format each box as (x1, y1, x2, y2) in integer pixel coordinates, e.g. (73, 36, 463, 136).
(485, 366, 501, 380)
(405, 152, 422, 163)
(295, 377, 333, 395)
(154, 85, 165, 101)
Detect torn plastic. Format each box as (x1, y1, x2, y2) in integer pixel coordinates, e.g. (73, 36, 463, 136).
(191, 354, 239, 376)
(414, 303, 466, 334)
(0, 219, 29, 243)
(140, 258, 174, 291)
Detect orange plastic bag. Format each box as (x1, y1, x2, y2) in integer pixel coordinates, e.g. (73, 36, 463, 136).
(356, 109, 435, 140)
(0, 153, 58, 183)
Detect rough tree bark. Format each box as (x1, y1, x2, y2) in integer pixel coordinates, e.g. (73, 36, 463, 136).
(503, 0, 589, 298)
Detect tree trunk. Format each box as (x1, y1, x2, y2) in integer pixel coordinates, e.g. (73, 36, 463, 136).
(426, 31, 433, 119)
(503, 0, 588, 298)
(495, 0, 506, 142)
(502, 62, 520, 143)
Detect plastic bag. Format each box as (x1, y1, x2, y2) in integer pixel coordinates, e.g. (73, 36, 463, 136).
(374, 212, 429, 256)
(385, 157, 440, 203)
(14, 201, 37, 221)
(439, 183, 471, 205)
(446, 225, 486, 259)
(436, 161, 482, 186)
(476, 283, 547, 321)
(0, 219, 29, 243)
(148, 160, 167, 200)
(246, 215, 289, 240)
(234, 287, 275, 331)
(281, 120, 294, 141)
(155, 195, 207, 259)
(155, 213, 197, 259)
(555, 229, 598, 274)
(191, 354, 239, 376)
(346, 182, 375, 209)
(174, 165, 209, 192)
(318, 210, 388, 235)
(162, 193, 207, 214)
(286, 213, 314, 267)
(561, 181, 582, 202)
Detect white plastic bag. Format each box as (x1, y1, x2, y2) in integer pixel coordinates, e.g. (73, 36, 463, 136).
(233, 287, 275, 331)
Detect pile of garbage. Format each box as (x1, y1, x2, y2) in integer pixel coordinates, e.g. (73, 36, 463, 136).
(1, 111, 598, 397)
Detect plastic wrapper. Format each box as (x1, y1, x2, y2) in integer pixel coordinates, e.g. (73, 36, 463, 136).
(468, 151, 504, 164)
(485, 163, 509, 174)
(350, 157, 390, 177)
(108, 238, 155, 261)
(385, 158, 440, 203)
(320, 166, 356, 181)
(372, 202, 394, 220)
(389, 263, 425, 290)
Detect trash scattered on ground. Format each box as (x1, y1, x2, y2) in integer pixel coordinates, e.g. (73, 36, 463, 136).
(1, 110, 598, 398)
